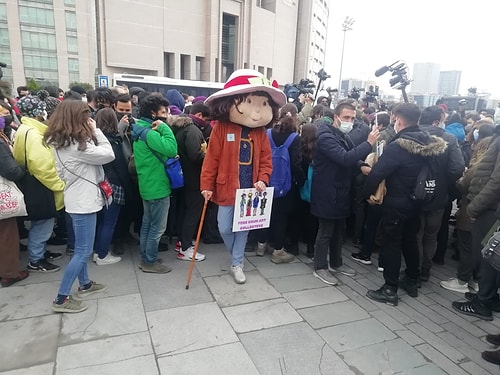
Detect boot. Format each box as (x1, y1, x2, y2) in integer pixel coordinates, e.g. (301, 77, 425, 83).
(367, 285, 398, 306)
(399, 276, 418, 298)
(486, 334, 500, 346)
(482, 349, 500, 365)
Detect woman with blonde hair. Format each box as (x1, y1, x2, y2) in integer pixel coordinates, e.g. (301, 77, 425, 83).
(45, 100, 115, 313)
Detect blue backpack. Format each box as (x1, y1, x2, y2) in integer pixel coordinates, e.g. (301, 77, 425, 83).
(267, 129, 297, 198)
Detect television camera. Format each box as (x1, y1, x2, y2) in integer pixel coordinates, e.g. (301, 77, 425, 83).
(284, 78, 316, 102)
(348, 87, 364, 100)
(374, 60, 411, 102)
(365, 85, 379, 103)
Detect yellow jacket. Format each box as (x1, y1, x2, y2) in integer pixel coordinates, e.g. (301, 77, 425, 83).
(13, 117, 65, 211)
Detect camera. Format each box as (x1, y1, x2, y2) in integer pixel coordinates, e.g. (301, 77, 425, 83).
(364, 85, 379, 103)
(317, 68, 331, 81)
(348, 87, 364, 100)
(127, 114, 135, 125)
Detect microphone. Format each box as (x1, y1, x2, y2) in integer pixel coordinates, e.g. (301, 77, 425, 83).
(374, 66, 389, 77)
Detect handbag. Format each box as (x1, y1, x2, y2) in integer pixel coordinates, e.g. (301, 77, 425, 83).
(0, 175, 27, 219)
(481, 227, 500, 271)
(16, 129, 57, 220)
(365, 151, 386, 205)
(146, 143, 184, 189)
(300, 164, 313, 203)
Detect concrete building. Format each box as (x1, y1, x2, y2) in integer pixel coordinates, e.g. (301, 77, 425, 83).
(410, 62, 440, 95)
(438, 70, 461, 96)
(2, 0, 330, 92)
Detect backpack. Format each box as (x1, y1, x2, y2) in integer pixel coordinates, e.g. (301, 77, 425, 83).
(410, 156, 439, 205)
(267, 129, 298, 198)
(299, 163, 313, 202)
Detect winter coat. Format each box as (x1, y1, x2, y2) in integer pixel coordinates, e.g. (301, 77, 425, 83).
(310, 120, 372, 219)
(169, 115, 206, 192)
(445, 122, 465, 143)
(0, 138, 25, 182)
(52, 129, 115, 214)
(467, 136, 500, 218)
(364, 126, 447, 218)
(102, 133, 132, 194)
(348, 118, 371, 146)
(200, 121, 272, 206)
(131, 118, 178, 201)
(12, 117, 65, 211)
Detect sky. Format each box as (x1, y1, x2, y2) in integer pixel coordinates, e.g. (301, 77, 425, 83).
(323, 0, 500, 98)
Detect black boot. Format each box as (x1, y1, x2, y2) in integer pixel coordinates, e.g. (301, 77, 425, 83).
(482, 349, 500, 365)
(399, 276, 418, 298)
(486, 334, 500, 346)
(367, 285, 398, 306)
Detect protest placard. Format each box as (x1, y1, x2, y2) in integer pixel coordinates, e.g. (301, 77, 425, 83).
(232, 187, 274, 232)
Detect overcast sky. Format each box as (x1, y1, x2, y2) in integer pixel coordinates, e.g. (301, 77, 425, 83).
(323, 0, 500, 97)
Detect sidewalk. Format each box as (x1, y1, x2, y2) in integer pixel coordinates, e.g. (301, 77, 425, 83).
(0, 240, 499, 375)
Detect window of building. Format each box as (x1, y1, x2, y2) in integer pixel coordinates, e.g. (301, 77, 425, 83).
(256, 0, 276, 12)
(0, 4, 6, 22)
(221, 13, 237, 81)
(266, 68, 273, 79)
(65, 11, 77, 30)
(66, 35, 78, 54)
(68, 58, 79, 82)
(0, 27, 9, 46)
(18, 6, 55, 27)
(21, 31, 56, 50)
(64, 0, 76, 7)
(164, 52, 174, 78)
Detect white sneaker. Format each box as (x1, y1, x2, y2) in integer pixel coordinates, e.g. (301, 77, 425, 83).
(469, 280, 479, 292)
(92, 253, 98, 262)
(96, 253, 122, 266)
(440, 278, 468, 293)
(329, 264, 356, 277)
(177, 246, 206, 261)
(230, 264, 246, 284)
(377, 267, 384, 272)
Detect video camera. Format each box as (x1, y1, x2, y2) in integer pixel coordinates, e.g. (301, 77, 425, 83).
(349, 87, 364, 100)
(284, 78, 316, 102)
(364, 85, 379, 103)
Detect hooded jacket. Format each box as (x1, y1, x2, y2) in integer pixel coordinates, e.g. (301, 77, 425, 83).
(169, 115, 206, 192)
(445, 122, 465, 143)
(364, 125, 447, 217)
(310, 119, 372, 219)
(131, 118, 178, 200)
(12, 117, 65, 211)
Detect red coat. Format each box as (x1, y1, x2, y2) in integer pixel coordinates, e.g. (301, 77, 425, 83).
(200, 121, 272, 206)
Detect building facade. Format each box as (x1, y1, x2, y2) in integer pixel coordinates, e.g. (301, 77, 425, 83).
(2, 0, 316, 91)
(410, 62, 440, 95)
(438, 70, 461, 96)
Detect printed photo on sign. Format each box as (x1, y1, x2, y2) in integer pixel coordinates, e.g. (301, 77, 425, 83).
(232, 187, 274, 232)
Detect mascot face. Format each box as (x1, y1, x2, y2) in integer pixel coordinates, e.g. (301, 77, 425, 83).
(229, 94, 274, 128)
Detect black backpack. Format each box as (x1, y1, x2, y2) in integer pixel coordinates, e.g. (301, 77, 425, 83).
(410, 156, 439, 205)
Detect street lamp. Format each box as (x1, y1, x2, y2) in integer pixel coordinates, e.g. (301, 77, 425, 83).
(337, 16, 355, 98)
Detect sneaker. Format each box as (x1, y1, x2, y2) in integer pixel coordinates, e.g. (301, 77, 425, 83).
(399, 276, 418, 298)
(96, 253, 122, 266)
(76, 281, 108, 298)
(464, 292, 500, 312)
(230, 264, 246, 284)
(313, 269, 338, 286)
(255, 242, 267, 257)
(175, 241, 182, 252)
(452, 299, 493, 321)
(44, 251, 63, 261)
(329, 264, 356, 277)
(140, 261, 172, 274)
(177, 246, 206, 261)
(271, 249, 294, 264)
(351, 252, 372, 265)
(377, 266, 384, 272)
(52, 295, 87, 313)
(27, 260, 60, 273)
(366, 285, 399, 306)
(469, 280, 479, 292)
(440, 278, 469, 293)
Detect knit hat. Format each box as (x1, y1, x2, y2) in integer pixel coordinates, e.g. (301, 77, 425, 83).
(205, 69, 286, 107)
(192, 96, 206, 104)
(169, 105, 182, 115)
(37, 90, 60, 118)
(17, 95, 47, 118)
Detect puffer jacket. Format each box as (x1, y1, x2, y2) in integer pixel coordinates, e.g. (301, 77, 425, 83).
(364, 126, 447, 218)
(467, 135, 500, 218)
(12, 117, 65, 211)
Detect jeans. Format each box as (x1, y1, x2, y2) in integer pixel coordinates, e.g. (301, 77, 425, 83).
(417, 208, 445, 271)
(95, 202, 121, 258)
(28, 218, 55, 263)
(66, 213, 75, 250)
(140, 196, 170, 264)
(218, 205, 248, 267)
(314, 218, 345, 270)
(57, 213, 96, 296)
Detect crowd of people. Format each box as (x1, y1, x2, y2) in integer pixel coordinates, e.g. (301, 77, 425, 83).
(0, 72, 499, 365)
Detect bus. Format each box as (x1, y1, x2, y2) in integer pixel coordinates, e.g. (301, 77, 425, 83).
(439, 95, 487, 113)
(112, 74, 224, 98)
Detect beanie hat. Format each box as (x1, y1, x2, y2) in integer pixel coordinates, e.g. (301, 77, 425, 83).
(192, 96, 206, 104)
(37, 90, 60, 118)
(17, 95, 47, 118)
(165, 89, 185, 112)
(169, 105, 183, 115)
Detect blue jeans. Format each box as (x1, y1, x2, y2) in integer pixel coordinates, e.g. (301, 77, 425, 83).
(218, 205, 248, 267)
(57, 213, 96, 296)
(95, 202, 121, 258)
(66, 213, 75, 250)
(28, 218, 55, 263)
(140, 197, 170, 264)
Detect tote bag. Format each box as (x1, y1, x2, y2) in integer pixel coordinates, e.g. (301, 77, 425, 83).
(0, 175, 27, 219)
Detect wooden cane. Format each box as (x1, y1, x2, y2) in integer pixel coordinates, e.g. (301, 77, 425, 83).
(185, 199, 209, 289)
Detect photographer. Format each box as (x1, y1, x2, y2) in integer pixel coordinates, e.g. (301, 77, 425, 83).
(298, 92, 314, 126)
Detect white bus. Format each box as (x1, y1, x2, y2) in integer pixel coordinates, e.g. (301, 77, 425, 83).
(112, 74, 224, 98)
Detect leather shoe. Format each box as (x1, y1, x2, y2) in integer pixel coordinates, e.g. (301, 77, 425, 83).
(1, 270, 29, 287)
(482, 349, 500, 365)
(486, 334, 500, 346)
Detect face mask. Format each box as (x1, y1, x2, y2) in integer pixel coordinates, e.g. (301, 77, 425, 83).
(156, 116, 167, 123)
(339, 121, 353, 134)
(473, 129, 479, 141)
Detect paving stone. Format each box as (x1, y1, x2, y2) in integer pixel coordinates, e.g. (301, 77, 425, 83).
(0, 315, 60, 372)
(84, 257, 140, 297)
(428, 305, 486, 337)
(318, 318, 396, 352)
(283, 286, 348, 309)
(240, 322, 354, 375)
(59, 293, 147, 345)
(440, 321, 487, 349)
(298, 300, 369, 328)
(0, 363, 54, 375)
(337, 284, 379, 312)
(222, 298, 302, 333)
(256, 262, 312, 278)
(195, 245, 256, 277)
(460, 361, 498, 375)
(395, 364, 447, 374)
(414, 343, 469, 375)
(157, 342, 259, 375)
(147, 302, 238, 355)
(55, 332, 157, 375)
(266, 273, 328, 293)
(369, 309, 406, 331)
(397, 302, 444, 333)
(395, 329, 425, 346)
(340, 338, 427, 375)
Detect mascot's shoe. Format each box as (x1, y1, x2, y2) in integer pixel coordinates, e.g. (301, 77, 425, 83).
(271, 249, 294, 264)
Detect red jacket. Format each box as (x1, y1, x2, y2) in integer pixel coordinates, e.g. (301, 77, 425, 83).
(200, 121, 272, 206)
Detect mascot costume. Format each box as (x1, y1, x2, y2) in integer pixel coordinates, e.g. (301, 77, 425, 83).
(201, 69, 286, 284)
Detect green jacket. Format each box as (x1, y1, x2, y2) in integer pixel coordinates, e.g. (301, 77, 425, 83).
(131, 118, 178, 200)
